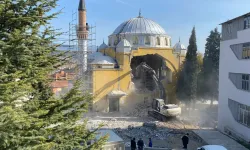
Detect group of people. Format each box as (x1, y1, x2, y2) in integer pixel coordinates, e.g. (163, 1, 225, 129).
(130, 133, 189, 150)
(130, 138, 152, 150)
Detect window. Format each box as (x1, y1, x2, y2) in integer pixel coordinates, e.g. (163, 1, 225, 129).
(108, 39, 111, 46)
(114, 37, 118, 46)
(229, 99, 250, 128)
(238, 104, 250, 126)
(165, 38, 168, 46)
(242, 43, 250, 59)
(133, 36, 139, 45)
(145, 36, 150, 45)
(227, 23, 232, 34)
(244, 16, 250, 29)
(156, 37, 161, 45)
(242, 74, 249, 91)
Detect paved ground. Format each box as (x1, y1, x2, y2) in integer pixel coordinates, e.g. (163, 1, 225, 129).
(193, 129, 248, 150)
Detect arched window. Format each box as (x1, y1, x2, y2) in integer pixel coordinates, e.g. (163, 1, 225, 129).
(165, 38, 168, 46)
(108, 38, 111, 46)
(156, 37, 161, 45)
(133, 36, 139, 45)
(145, 36, 150, 45)
(114, 37, 118, 45)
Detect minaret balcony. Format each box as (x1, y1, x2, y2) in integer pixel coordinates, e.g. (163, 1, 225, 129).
(76, 25, 89, 32)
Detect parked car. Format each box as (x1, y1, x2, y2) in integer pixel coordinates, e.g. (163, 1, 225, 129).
(197, 145, 227, 150)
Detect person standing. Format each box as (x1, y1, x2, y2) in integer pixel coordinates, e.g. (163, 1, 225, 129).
(131, 138, 136, 150)
(148, 138, 153, 147)
(182, 133, 189, 149)
(137, 138, 144, 150)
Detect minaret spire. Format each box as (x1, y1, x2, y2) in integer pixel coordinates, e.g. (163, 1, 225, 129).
(179, 37, 180, 42)
(78, 0, 86, 11)
(78, 0, 88, 37)
(77, 0, 88, 72)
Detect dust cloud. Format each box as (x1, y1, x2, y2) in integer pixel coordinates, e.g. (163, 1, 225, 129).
(179, 100, 218, 129)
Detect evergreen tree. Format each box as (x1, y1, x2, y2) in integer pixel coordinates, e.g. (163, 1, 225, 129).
(177, 27, 199, 107)
(0, 0, 106, 149)
(196, 53, 204, 100)
(201, 28, 220, 105)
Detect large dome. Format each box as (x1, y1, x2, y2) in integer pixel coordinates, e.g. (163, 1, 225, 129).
(112, 16, 166, 35)
(108, 13, 170, 49)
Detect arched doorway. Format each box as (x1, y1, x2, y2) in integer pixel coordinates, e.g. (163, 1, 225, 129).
(130, 54, 172, 97)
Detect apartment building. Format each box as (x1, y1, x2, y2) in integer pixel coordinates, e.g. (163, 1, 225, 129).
(219, 12, 250, 142)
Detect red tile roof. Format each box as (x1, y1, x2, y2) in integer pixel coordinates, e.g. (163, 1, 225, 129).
(51, 80, 69, 88)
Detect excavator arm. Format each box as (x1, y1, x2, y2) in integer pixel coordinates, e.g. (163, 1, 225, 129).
(135, 62, 166, 100)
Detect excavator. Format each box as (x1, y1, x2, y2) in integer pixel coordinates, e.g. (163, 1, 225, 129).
(135, 62, 181, 121)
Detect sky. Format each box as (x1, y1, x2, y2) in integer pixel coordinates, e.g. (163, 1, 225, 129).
(51, 0, 250, 53)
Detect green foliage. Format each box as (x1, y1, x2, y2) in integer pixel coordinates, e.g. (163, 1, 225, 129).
(199, 28, 220, 101)
(0, 0, 107, 149)
(177, 27, 199, 103)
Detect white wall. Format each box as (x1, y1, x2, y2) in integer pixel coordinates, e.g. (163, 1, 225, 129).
(218, 28, 250, 141)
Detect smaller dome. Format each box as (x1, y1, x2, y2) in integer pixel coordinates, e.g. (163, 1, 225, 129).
(89, 52, 116, 65)
(99, 41, 108, 50)
(88, 52, 103, 60)
(173, 39, 186, 52)
(117, 39, 131, 47)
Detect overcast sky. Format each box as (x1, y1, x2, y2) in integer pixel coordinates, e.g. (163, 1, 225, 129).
(51, 0, 250, 53)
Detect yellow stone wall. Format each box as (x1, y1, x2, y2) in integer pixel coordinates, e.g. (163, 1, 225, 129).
(94, 47, 182, 112)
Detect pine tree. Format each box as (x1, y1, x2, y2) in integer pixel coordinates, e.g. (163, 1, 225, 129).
(177, 27, 198, 107)
(0, 0, 107, 149)
(201, 28, 220, 105)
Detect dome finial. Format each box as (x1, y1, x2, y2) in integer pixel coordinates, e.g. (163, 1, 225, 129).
(138, 9, 142, 18)
(179, 37, 180, 42)
(103, 38, 105, 43)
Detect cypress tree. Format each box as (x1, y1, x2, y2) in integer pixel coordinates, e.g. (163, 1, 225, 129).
(0, 0, 107, 149)
(201, 28, 220, 105)
(196, 53, 204, 100)
(177, 27, 198, 106)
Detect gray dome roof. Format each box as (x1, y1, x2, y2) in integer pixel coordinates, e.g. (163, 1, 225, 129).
(173, 41, 186, 51)
(112, 16, 166, 35)
(99, 41, 108, 50)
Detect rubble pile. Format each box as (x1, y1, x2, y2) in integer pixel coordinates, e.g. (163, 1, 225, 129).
(125, 102, 151, 117)
(84, 112, 205, 149)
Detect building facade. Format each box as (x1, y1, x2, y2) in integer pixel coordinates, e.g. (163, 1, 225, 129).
(89, 13, 187, 112)
(76, 0, 187, 113)
(219, 12, 250, 142)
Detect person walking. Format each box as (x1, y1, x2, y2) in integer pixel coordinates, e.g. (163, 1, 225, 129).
(131, 138, 136, 150)
(148, 138, 153, 147)
(137, 138, 144, 150)
(182, 133, 189, 149)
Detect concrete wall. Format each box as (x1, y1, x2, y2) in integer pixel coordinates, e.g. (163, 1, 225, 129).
(218, 27, 250, 141)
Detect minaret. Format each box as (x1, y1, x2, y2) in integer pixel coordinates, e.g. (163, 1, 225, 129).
(77, 0, 88, 72)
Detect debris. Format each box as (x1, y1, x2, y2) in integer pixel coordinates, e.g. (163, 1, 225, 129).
(143, 122, 157, 129)
(128, 125, 134, 130)
(110, 118, 117, 121)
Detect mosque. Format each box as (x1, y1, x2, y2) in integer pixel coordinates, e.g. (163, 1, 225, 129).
(77, 0, 187, 112)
